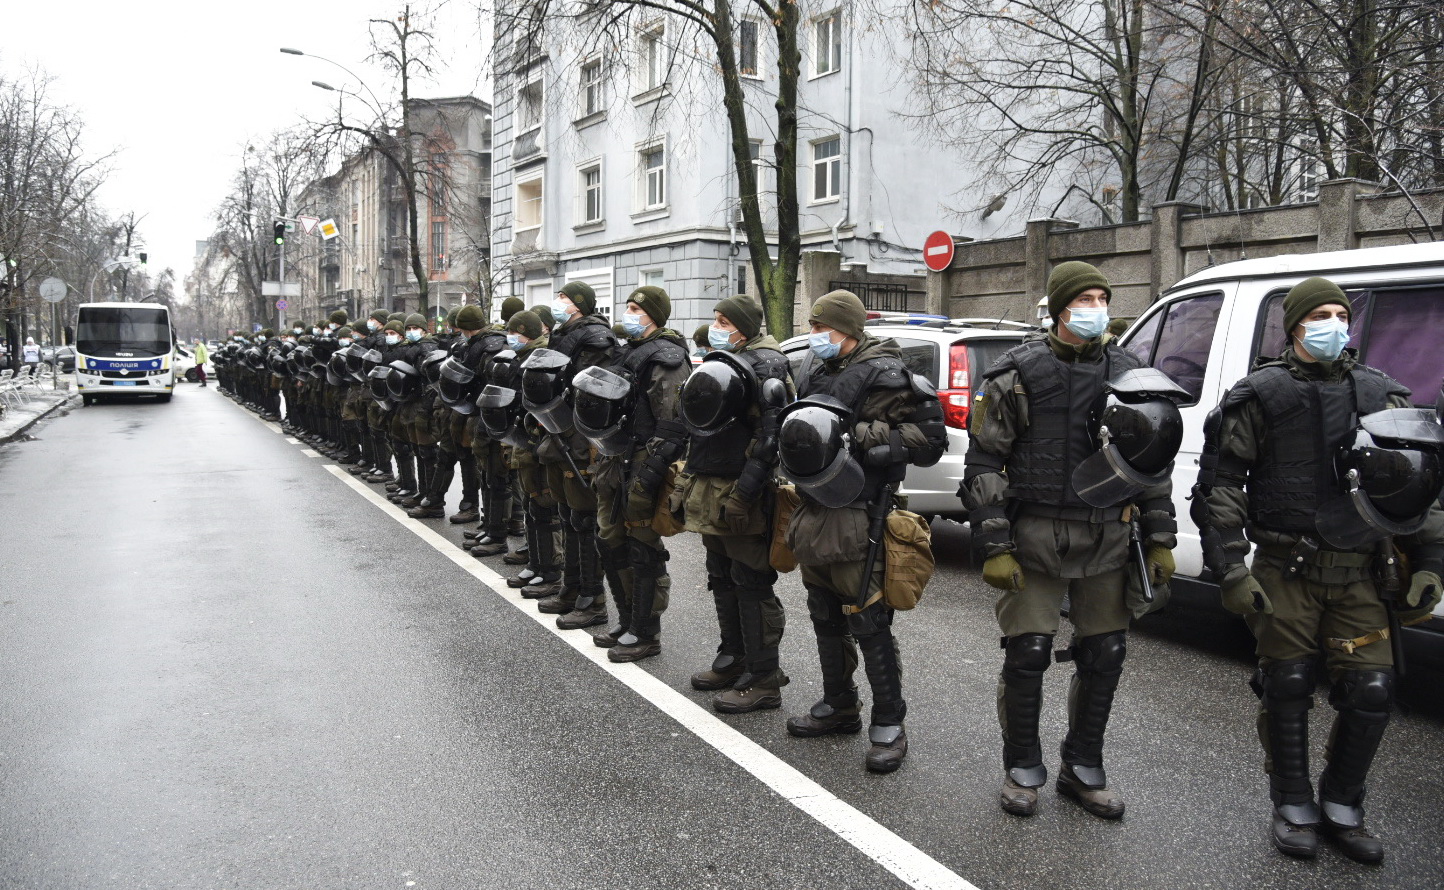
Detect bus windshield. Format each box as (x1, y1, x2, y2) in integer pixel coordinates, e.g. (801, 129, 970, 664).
(77, 306, 172, 358)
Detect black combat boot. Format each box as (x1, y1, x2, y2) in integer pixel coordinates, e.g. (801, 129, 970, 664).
(714, 591, 788, 714)
(1317, 669, 1391, 864)
(609, 546, 661, 663)
(1057, 632, 1127, 819)
(471, 487, 510, 556)
(858, 628, 907, 773)
(787, 628, 861, 737)
(388, 445, 418, 501)
(1261, 660, 1322, 858)
(450, 454, 481, 522)
(592, 544, 633, 648)
(999, 633, 1052, 816)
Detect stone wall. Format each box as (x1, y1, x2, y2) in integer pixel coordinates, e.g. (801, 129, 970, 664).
(925, 180, 1444, 323)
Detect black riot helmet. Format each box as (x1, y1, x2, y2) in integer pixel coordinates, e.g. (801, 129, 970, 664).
(342, 344, 366, 382)
(360, 347, 385, 379)
(291, 344, 316, 378)
(367, 363, 395, 408)
(420, 349, 449, 385)
(267, 342, 293, 375)
(519, 348, 573, 434)
(681, 351, 757, 437)
(778, 395, 865, 508)
(243, 346, 265, 371)
(326, 348, 350, 386)
(437, 356, 479, 413)
(1317, 407, 1444, 548)
(386, 360, 424, 402)
(1071, 367, 1190, 508)
(573, 366, 636, 456)
(487, 348, 521, 390)
(478, 383, 527, 447)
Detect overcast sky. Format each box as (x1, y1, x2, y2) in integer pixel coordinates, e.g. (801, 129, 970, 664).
(1, 1, 487, 300)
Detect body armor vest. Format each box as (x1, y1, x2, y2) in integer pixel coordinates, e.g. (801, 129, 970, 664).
(686, 347, 791, 477)
(1238, 363, 1402, 533)
(611, 332, 688, 447)
(991, 338, 1145, 507)
(797, 349, 911, 499)
(550, 315, 615, 386)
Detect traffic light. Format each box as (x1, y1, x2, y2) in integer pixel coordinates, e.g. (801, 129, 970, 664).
(273, 222, 286, 245)
(139, 252, 148, 265)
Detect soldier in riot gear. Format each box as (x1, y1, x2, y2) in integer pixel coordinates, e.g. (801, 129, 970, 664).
(386, 314, 437, 507)
(681, 295, 793, 711)
(461, 300, 526, 548)
(1195, 277, 1444, 863)
(358, 311, 397, 483)
(573, 286, 690, 657)
(781, 290, 947, 773)
(961, 262, 1179, 819)
(527, 281, 617, 617)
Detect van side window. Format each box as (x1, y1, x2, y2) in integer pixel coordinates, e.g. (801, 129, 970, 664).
(1357, 286, 1444, 404)
(1122, 292, 1222, 405)
(1256, 288, 1373, 363)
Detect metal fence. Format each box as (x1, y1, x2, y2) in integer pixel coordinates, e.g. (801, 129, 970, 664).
(828, 280, 913, 313)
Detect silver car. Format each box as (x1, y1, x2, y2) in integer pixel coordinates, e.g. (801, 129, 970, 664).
(780, 318, 1032, 521)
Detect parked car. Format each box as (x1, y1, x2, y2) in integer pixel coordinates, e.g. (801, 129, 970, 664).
(51, 345, 75, 372)
(172, 345, 213, 383)
(779, 316, 1035, 522)
(1116, 241, 1444, 633)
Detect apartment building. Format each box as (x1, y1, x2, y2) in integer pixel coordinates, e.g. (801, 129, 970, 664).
(489, 2, 1009, 334)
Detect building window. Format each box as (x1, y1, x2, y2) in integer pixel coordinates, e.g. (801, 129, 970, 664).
(641, 269, 664, 289)
(580, 164, 603, 224)
(812, 136, 841, 202)
(432, 220, 446, 271)
(641, 24, 666, 91)
(738, 20, 759, 77)
(581, 59, 603, 117)
(813, 12, 841, 76)
(737, 264, 748, 295)
(516, 176, 543, 229)
(641, 144, 666, 210)
(518, 79, 544, 134)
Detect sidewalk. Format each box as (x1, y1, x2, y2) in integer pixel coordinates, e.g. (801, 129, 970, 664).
(0, 383, 79, 444)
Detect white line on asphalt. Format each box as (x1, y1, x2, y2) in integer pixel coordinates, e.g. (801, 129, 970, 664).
(323, 462, 978, 890)
(301, 449, 321, 458)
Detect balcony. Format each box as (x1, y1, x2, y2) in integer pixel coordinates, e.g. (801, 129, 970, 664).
(388, 235, 409, 256)
(511, 128, 544, 164)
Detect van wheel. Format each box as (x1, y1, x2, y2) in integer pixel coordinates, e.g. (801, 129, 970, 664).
(158, 393, 172, 403)
(185, 368, 198, 382)
(82, 394, 94, 406)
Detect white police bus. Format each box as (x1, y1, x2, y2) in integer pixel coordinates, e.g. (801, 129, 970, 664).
(75, 302, 176, 405)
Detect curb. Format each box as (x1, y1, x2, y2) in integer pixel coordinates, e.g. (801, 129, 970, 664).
(0, 393, 81, 445)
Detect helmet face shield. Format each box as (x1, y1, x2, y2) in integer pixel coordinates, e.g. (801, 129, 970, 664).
(778, 397, 865, 508)
(1071, 368, 1188, 508)
(437, 356, 477, 406)
(478, 384, 525, 445)
(420, 349, 448, 385)
(368, 365, 395, 406)
(573, 366, 635, 456)
(520, 348, 573, 434)
(1318, 410, 1444, 548)
(681, 352, 756, 436)
(386, 361, 423, 402)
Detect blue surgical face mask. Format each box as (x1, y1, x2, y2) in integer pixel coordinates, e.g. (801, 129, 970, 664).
(292, 327, 303, 335)
(1299, 317, 1350, 361)
(622, 312, 647, 339)
(551, 299, 573, 326)
(385, 334, 401, 346)
(809, 330, 841, 360)
(339, 337, 353, 346)
(367, 320, 381, 332)
(1064, 307, 1109, 341)
(506, 333, 524, 350)
(405, 329, 423, 343)
(708, 326, 737, 352)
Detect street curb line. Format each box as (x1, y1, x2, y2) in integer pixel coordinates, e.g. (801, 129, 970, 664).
(323, 462, 979, 890)
(0, 393, 81, 445)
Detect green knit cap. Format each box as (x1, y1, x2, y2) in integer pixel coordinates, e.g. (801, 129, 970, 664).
(560, 281, 596, 315)
(369, 309, 390, 324)
(335, 326, 354, 338)
(628, 285, 671, 327)
(404, 313, 428, 329)
(500, 297, 525, 322)
(693, 324, 711, 348)
(508, 310, 543, 340)
(809, 290, 866, 341)
(384, 320, 404, 334)
(388, 312, 406, 324)
(445, 308, 460, 328)
(1283, 277, 1349, 336)
(1046, 261, 1112, 321)
(260, 328, 275, 338)
(528, 304, 555, 329)
(714, 294, 762, 340)
(329, 309, 349, 325)
(455, 306, 485, 330)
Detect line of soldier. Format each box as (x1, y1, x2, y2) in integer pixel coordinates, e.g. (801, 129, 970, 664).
(210, 264, 1442, 864)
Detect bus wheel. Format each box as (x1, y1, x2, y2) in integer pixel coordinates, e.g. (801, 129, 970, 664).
(158, 394, 172, 403)
(82, 394, 94, 406)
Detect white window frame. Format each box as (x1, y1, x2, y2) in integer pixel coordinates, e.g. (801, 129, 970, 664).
(640, 269, 665, 290)
(637, 140, 667, 212)
(577, 160, 604, 226)
(515, 173, 544, 231)
(640, 23, 667, 92)
(738, 18, 761, 79)
(517, 77, 545, 136)
(811, 135, 842, 203)
(811, 11, 842, 78)
(580, 58, 604, 118)
(567, 267, 616, 319)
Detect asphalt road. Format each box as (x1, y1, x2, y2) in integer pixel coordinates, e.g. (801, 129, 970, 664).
(1, 382, 1441, 890)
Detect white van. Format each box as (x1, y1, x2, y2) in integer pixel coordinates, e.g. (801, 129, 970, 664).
(1117, 242, 1444, 628)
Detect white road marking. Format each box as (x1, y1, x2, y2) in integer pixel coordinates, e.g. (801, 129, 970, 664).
(300, 449, 321, 457)
(322, 462, 979, 890)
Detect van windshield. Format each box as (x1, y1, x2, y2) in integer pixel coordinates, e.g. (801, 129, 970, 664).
(77, 307, 171, 358)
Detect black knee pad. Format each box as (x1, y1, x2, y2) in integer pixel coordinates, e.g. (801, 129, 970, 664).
(705, 549, 733, 591)
(572, 510, 597, 534)
(805, 586, 848, 636)
(393, 439, 414, 458)
(1073, 631, 1127, 676)
(418, 444, 438, 462)
(1262, 660, 1316, 708)
(1003, 633, 1053, 675)
(628, 538, 665, 568)
(600, 544, 628, 572)
(1329, 669, 1394, 717)
(846, 601, 894, 637)
(731, 559, 778, 591)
